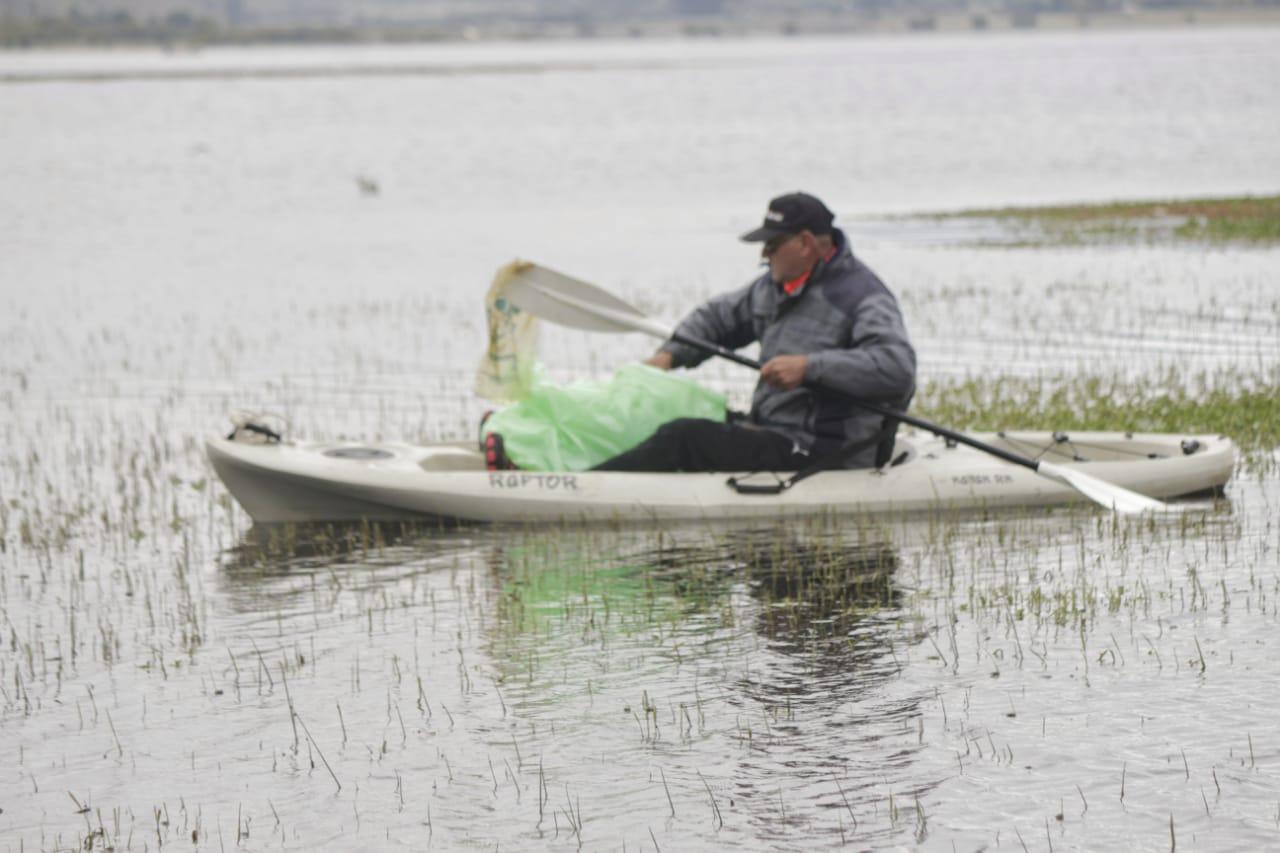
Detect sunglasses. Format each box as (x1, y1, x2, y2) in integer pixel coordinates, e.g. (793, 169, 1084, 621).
(763, 232, 804, 256)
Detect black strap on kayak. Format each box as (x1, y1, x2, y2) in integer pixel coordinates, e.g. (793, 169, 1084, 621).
(227, 421, 283, 443)
(726, 419, 898, 496)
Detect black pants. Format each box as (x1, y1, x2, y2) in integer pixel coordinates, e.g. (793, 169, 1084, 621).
(592, 418, 811, 472)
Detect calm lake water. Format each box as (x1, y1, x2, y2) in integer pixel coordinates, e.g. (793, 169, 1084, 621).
(2, 27, 1279, 851)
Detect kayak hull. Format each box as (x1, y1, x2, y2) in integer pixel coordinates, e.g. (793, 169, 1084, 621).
(206, 431, 1235, 525)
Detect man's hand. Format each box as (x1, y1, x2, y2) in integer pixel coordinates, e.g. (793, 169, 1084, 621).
(644, 350, 674, 370)
(760, 354, 807, 389)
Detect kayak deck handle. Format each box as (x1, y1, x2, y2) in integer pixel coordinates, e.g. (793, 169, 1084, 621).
(228, 421, 282, 443)
(726, 477, 789, 496)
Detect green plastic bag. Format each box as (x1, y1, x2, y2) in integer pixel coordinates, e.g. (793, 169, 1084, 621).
(481, 364, 726, 471)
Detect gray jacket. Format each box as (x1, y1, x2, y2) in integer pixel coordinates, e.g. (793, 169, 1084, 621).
(660, 230, 916, 468)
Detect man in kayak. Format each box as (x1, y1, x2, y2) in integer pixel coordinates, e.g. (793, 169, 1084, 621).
(591, 191, 916, 472)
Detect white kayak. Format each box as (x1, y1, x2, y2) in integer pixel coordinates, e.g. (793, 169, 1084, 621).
(206, 429, 1234, 525)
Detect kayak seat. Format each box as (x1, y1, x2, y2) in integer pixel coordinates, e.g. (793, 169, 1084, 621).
(418, 447, 486, 471)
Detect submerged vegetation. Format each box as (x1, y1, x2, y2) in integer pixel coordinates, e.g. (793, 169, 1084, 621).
(922, 194, 1280, 246)
(916, 369, 1280, 471)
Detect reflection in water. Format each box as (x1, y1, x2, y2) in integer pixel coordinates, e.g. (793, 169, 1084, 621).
(214, 520, 483, 623)
(477, 521, 935, 846)
(220, 520, 915, 733)
(706, 531, 933, 844)
(47, 497, 1268, 849)
(732, 532, 900, 647)
(224, 519, 460, 569)
(499, 526, 901, 659)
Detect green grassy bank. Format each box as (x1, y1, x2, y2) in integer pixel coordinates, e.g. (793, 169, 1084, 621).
(929, 194, 1280, 246)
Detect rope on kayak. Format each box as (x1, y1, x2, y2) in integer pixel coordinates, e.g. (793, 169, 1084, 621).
(998, 431, 1174, 462)
(998, 431, 1088, 462)
(1060, 436, 1181, 459)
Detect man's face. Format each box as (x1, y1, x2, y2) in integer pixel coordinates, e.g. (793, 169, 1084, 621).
(762, 230, 816, 284)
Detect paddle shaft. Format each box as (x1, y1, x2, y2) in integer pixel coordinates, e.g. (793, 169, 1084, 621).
(670, 330, 1043, 473)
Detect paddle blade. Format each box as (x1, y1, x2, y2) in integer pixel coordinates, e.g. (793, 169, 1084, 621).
(474, 260, 541, 403)
(1038, 461, 1186, 515)
(503, 261, 674, 338)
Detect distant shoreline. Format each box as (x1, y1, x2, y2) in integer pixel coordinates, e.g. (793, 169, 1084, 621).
(3, 7, 1279, 51)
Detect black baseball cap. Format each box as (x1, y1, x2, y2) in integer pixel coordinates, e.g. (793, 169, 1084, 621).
(740, 192, 835, 242)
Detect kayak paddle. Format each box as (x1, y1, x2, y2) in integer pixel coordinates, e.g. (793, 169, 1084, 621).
(502, 260, 1186, 515)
